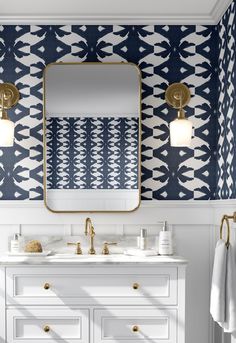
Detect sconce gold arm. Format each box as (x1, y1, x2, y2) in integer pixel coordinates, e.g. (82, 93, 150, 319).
(0, 83, 20, 111)
(165, 83, 190, 110)
(165, 82, 192, 147)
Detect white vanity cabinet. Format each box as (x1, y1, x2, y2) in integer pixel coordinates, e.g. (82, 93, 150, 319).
(0, 257, 187, 343)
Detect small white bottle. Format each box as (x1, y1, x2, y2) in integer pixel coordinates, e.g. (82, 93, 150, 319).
(18, 233, 25, 252)
(158, 221, 173, 255)
(10, 234, 20, 254)
(140, 228, 147, 250)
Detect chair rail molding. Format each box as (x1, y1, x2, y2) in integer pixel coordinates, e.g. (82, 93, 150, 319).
(0, 199, 235, 226)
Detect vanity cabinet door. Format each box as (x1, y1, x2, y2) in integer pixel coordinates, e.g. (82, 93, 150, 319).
(7, 307, 89, 343)
(94, 308, 177, 343)
(6, 267, 178, 306)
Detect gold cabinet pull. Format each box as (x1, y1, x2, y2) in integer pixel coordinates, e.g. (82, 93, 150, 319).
(132, 325, 139, 332)
(43, 325, 50, 332)
(133, 283, 139, 290)
(43, 283, 50, 290)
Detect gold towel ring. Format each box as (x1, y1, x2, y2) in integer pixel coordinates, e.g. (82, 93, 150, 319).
(220, 215, 230, 248)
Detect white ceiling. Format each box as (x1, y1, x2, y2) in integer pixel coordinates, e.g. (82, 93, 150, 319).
(0, 0, 233, 25)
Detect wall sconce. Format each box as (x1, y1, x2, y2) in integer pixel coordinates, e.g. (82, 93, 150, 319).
(0, 83, 19, 147)
(165, 83, 192, 147)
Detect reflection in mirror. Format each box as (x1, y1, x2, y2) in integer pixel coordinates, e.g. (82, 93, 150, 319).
(44, 63, 141, 212)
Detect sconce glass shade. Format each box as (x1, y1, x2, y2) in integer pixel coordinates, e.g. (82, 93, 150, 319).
(170, 118, 192, 147)
(0, 118, 15, 147)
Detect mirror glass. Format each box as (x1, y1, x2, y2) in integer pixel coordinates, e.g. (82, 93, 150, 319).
(44, 63, 141, 212)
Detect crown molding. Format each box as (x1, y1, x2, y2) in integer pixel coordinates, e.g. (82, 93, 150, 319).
(211, 0, 233, 24)
(0, 14, 217, 25)
(0, 0, 233, 25)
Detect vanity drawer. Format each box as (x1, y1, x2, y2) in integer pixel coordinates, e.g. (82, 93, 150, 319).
(94, 308, 177, 343)
(7, 307, 89, 343)
(6, 267, 178, 306)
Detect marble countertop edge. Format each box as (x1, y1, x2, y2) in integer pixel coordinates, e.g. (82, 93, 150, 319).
(0, 254, 188, 266)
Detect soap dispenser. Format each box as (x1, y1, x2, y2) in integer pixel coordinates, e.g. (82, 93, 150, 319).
(158, 221, 173, 255)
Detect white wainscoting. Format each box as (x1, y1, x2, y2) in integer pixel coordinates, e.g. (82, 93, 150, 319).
(0, 199, 235, 343)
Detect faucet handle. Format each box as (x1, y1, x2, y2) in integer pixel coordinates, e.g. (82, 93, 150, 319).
(102, 242, 117, 255)
(67, 242, 82, 255)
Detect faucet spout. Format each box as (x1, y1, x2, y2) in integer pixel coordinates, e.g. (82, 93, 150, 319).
(85, 217, 96, 255)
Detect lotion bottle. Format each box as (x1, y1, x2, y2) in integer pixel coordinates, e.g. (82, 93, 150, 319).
(158, 221, 173, 255)
(140, 228, 147, 250)
(10, 234, 20, 254)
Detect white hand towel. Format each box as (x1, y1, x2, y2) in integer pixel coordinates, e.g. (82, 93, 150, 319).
(221, 245, 236, 333)
(210, 239, 227, 323)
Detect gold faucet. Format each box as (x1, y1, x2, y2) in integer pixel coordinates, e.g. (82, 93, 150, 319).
(85, 217, 96, 255)
(67, 242, 82, 255)
(102, 242, 117, 255)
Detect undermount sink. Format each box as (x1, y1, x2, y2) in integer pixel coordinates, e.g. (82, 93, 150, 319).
(49, 253, 131, 260)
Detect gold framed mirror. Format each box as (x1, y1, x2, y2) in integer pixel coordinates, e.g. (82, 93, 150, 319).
(43, 62, 141, 213)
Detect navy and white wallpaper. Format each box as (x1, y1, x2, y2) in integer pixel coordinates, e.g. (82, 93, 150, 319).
(216, 1, 236, 199)
(46, 116, 139, 190)
(0, 24, 219, 200)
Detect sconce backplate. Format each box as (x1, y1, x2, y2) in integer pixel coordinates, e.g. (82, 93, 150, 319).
(0, 83, 20, 109)
(165, 83, 191, 109)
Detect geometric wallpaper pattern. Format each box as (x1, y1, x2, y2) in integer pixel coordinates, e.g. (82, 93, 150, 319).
(46, 117, 139, 190)
(0, 24, 219, 200)
(216, 1, 236, 199)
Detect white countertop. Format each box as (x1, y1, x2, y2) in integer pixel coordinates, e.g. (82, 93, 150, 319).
(0, 253, 188, 266)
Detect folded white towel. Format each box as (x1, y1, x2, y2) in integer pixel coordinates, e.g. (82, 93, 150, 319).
(221, 245, 236, 333)
(210, 239, 227, 323)
(210, 239, 236, 333)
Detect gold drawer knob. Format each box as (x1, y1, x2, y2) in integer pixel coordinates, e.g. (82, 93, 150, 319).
(43, 283, 50, 290)
(133, 283, 139, 290)
(43, 325, 50, 332)
(132, 325, 139, 332)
